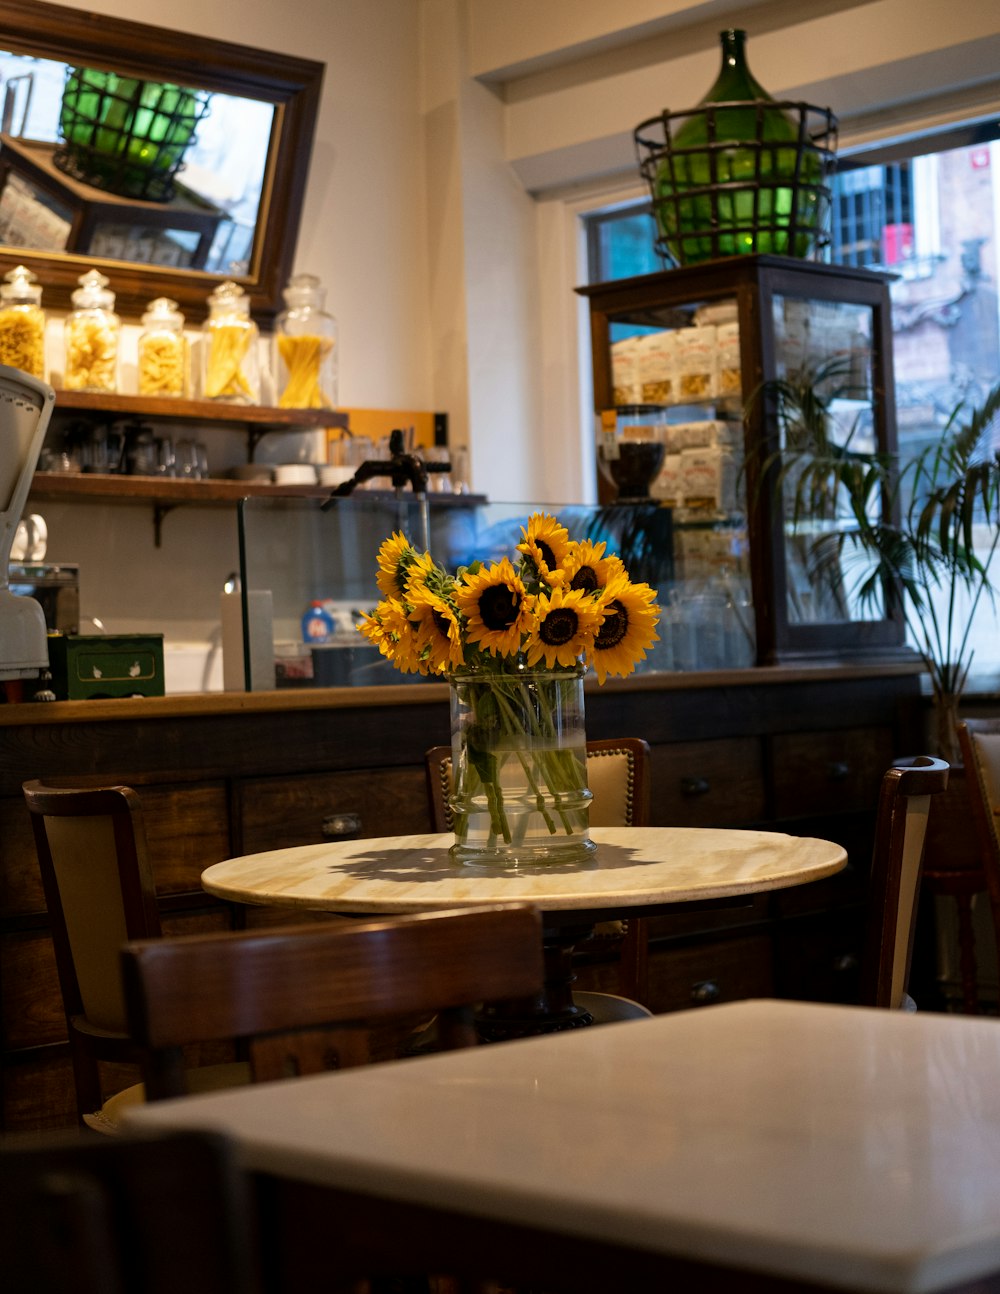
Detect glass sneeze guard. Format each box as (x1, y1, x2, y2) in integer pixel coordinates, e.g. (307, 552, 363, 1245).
(236, 491, 757, 690)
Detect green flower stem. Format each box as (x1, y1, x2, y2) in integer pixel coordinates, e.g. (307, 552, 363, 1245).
(457, 670, 588, 845)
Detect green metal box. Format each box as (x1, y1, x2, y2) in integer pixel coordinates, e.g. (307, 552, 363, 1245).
(47, 634, 165, 700)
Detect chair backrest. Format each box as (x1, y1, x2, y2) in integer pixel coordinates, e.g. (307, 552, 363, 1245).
(425, 736, 652, 831)
(123, 903, 544, 1100)
(0, 1130, 257, 1294)
(860, 755, 950, 1009)
(22, 781, 161, 1036)
(957, 719, 1000, 910)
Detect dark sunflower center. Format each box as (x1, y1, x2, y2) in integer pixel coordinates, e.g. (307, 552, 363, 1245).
(536, 539, 556, 570)
(431, 609, 451, 637)
(480, 584, 520, 630)
(595, 599, 628, 649)
(570, 566, 598, 593)
(540, 608, 578, 646)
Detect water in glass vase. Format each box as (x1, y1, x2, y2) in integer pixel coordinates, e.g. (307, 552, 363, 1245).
(448, 668, 596, 868)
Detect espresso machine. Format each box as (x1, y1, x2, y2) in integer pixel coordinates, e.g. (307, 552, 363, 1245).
(0, 365, 56, 681)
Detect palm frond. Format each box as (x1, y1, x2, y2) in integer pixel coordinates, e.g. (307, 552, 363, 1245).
(750, 365, 1000, 706)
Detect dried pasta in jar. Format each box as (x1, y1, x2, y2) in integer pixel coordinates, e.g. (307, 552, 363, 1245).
(276, 333, 335, 409)
(201, 281, 259, 403)
(139, 298, 187, 397)
(65, 314, 119, 392)
(64, 269, 119, 393)
(274, 274, 337, 409)
(0, 264, 46, 379)
(0, 306, 45, 378)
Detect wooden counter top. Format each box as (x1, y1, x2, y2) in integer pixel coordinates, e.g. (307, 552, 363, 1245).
(0, 661, 924, 727)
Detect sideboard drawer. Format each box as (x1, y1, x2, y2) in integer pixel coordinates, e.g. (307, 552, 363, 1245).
(651, 738, 766, 826)
(771, 727, 896, 819)
(647, 933, 774, 1013)
(236, 766, 430, 854)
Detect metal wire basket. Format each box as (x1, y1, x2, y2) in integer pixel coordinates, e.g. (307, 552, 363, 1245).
(54, 68, 211, 204)
(634, 101, 838, 267)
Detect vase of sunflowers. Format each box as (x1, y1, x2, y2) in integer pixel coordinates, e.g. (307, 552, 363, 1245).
(359, 513, 661, 867)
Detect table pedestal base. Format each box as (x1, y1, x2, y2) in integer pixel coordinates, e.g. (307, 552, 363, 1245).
(476, 923, 596, 1040)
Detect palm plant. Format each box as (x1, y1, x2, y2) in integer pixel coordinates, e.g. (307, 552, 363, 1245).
(754, 361, 1000, 765)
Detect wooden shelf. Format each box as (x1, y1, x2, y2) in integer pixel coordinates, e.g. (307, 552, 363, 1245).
(50, 389, 349, 431)
(28, 471, 331, 505)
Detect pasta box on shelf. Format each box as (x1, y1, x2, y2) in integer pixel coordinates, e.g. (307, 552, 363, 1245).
(46, 634, 165, 700)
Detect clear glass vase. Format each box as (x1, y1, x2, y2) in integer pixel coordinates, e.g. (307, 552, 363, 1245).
(448, 666, 595, 868)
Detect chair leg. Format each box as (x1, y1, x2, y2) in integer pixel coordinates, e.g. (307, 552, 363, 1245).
(619, 917, 650, 1006)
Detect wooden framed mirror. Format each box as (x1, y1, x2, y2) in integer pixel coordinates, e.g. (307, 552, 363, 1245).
(0, 0, 323, 319)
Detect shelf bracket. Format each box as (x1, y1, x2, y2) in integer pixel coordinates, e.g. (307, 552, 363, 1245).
(152, 502, 178, 547)
(247, 427, 270, 462)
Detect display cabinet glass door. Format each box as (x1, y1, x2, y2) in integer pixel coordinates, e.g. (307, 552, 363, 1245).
(580, 256, 910, 667)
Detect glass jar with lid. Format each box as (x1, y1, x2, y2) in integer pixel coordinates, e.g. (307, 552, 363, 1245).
(201, 280, 259, 403)
(138, 297, 187, 397)
(64, 268, 120, 392)
(274, 272, 337, 409)
(0, 265, 46, 379)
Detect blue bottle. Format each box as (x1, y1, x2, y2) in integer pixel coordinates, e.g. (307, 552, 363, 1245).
(301, 600, 335, 644)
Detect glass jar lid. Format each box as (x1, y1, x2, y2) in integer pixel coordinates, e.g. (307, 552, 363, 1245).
(207, 280, 251, 317)
(281, 272, 327, 312)
(1, 264, 42, 305)
(141, 296, 184, 329)
(71, 268, 115, 311)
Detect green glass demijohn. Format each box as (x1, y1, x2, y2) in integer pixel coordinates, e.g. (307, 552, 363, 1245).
(647, 30, 831, 265)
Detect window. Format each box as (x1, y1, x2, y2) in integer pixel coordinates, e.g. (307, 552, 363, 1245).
(582, 120, 1000, 685)
(831, 163, 913, 268)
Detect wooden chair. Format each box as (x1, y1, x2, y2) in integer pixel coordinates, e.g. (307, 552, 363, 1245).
(21, 780, 245, 1132)
(425, 738, 653, 1007)
(859, 755, 950, 1010)
(122, 904, 544, 1100)
(0, 1129, 257, 1294)
(957, 719, 1000, 991)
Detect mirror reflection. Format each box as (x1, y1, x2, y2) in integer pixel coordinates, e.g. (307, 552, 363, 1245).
(0, 49, 273, 276)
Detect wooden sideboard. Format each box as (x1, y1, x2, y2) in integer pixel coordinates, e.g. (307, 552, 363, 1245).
(0, 664, 922, 1131)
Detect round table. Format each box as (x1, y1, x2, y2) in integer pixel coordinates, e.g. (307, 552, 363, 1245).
(203, 826, 847, 1034)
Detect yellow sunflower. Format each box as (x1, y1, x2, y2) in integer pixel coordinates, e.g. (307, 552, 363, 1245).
(456, 558, 533, 657)
(589, 575, 660, 683)
(404, 550, 437, 598)
(375, 532, 418, 600)
(524, 586, 602, 669)
(562, 539, 626, 596)
(408, 586, 465, 674)
(360, 597, 423, 673)
(517, 513, 571, 587)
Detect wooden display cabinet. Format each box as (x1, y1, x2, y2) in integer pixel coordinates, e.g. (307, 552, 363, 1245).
(578, 255, 908, 667)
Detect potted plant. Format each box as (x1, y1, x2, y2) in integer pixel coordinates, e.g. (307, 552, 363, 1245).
(753, 362, 1000, 766)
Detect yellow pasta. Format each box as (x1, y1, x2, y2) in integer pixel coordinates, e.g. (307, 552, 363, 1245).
(277, 332, 334, 409)
(65, 316, 118, 392)
(139, 331, 186, 396)
(205, 323, 254, 400)
(0, 305, 44, 378)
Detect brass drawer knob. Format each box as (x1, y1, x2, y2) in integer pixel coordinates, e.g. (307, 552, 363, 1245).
(691, 979, 721, 1005)
(322, 812, 361, 840)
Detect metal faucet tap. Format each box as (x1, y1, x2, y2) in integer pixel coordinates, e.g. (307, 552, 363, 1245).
(322, 428, 451, 507)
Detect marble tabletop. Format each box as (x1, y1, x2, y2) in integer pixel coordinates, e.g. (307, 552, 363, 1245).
(126, 998, 1000, 1293)
(200, 826, 847, 918)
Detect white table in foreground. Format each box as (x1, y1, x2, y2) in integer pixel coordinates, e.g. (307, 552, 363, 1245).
(127, 999, 1000, 1294)
(201, 825, 847, 919)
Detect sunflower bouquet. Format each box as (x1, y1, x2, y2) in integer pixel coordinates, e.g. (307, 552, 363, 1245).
(359, 513, 660, 862)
